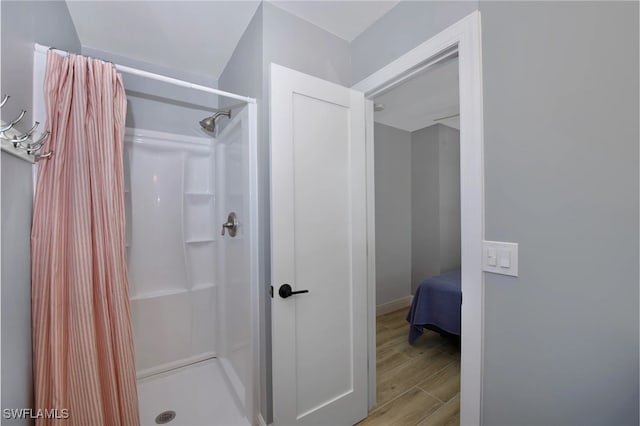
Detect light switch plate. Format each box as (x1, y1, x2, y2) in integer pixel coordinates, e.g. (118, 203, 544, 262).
(483, 240, 518, 277)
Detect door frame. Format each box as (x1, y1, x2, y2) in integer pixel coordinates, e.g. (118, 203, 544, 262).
(352, 10, 484, 425)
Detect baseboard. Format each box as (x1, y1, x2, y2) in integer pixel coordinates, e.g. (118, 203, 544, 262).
(376, 295, 413, 316)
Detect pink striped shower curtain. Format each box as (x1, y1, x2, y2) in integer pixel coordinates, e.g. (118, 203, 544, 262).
(31, 51, 139, 425)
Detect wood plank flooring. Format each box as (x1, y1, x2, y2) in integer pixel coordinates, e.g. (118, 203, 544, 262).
(357, 309, 460, 426)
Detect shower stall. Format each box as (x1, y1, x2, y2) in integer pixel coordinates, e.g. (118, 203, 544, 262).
(33, 45, 259, 426)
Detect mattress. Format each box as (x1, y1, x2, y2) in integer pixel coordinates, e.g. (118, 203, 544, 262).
(406, 269, 461, 344)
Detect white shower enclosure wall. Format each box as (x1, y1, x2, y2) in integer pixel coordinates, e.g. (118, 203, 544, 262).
(32, 45, 259, 426)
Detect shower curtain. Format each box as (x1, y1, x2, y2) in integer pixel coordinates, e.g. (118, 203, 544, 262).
(31, 51, 139, 425)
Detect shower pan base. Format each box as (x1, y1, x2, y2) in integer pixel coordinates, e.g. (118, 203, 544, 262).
(137, 358, 250, 426)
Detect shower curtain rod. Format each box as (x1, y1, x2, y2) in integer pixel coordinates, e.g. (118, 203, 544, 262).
(34, 44, 256, 105)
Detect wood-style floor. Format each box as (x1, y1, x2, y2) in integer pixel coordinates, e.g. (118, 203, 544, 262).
(358, 309, 460, 426)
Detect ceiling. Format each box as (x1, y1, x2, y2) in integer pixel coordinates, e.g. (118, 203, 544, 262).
(65, 0, 401, 81)
(66, 1, 261, 79)
(268, 1, 400, 42)
(374, 58, 460, 132)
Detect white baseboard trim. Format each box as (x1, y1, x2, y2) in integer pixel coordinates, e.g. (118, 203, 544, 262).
(257, 413, 269, 426)
(376, 295, 413, 316)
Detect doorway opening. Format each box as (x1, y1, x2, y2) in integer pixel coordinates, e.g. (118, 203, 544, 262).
(364, 54, 462, 425)
(353, 11, 484, 426)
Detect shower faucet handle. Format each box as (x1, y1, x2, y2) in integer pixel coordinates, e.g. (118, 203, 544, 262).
(221, 212, 238, 237)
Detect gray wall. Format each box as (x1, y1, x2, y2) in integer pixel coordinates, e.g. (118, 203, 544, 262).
(436, 125, 461, 274)
(480, 2, 639, 424)
(1, 0, 81, 127)
(354, 1, 639, 424)
(262, 2, 351, 88)
(82, 47, 219, 137)
(0, 1, 80, 423)
(1, 154, 35, 425)
(411, 124, 461, 292)
(374, 123, 412, 305)
(350, 1, 478, 84)
(411, 125, 441, 292)
(218, 5, 263, 104)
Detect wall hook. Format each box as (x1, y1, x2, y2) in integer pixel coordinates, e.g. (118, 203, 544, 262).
(3, 121, 39, 145)
(0, 95, 9, 108)
(26, 131, 51, 154)
(0, 110, 26, 132)
(35, 150, 53, 161)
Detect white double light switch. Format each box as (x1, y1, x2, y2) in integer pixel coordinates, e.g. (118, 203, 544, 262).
(483, 240, 518, 277)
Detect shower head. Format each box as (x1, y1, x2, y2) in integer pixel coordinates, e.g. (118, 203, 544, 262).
(199, 110, 231, 133)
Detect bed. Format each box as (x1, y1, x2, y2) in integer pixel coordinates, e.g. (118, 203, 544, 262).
(406, 269, 461, 344)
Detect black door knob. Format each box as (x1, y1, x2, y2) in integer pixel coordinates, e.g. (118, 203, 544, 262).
(279, 284, 309, 299)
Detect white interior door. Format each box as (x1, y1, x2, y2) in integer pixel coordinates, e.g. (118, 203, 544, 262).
(270, 63, 368, 426)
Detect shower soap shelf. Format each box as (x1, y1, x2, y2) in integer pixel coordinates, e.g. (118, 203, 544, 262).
(185, 238, 215, 244)
(185, 191, 214, 197)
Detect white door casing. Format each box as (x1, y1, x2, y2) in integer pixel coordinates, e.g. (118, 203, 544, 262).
(270, 63, 368, 425)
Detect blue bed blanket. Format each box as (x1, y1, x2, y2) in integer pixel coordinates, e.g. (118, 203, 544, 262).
(406, 269, 461, 344)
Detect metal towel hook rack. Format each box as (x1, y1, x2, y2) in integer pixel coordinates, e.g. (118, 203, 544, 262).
(0, 95, 53, 161)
